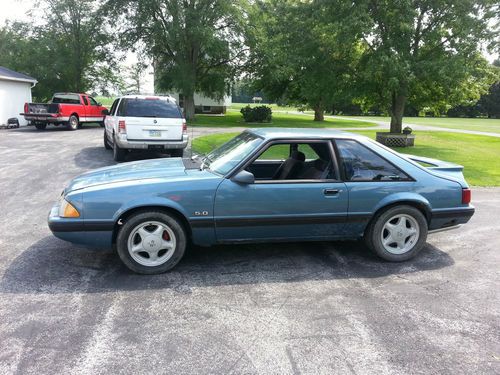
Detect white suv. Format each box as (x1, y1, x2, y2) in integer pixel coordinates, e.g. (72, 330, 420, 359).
(103, 95, 188, 161)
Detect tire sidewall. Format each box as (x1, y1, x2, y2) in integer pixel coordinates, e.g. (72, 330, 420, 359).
(368, 205, 428, 262)
(113, 138, 126, 161)
(68, 115, 78, 130)
(116, 211, 187, 274)
(104, 131, 112, 149)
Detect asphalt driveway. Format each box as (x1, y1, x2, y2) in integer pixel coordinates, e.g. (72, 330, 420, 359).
(0, 125, 499, 374)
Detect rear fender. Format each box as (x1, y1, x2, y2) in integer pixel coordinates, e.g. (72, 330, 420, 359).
(373, 192, 432, 217)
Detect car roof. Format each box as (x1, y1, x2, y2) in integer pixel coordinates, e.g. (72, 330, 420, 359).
(247, 127, 364, 140)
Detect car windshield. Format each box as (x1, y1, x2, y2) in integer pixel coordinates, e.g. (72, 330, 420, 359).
(204, 132, 264, 175)
(118, 98, 182, 118)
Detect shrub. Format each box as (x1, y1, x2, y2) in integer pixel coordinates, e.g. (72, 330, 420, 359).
(240, 105, 272, 123)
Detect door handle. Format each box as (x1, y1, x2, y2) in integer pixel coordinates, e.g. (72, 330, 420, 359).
(324, 188, 341, 196)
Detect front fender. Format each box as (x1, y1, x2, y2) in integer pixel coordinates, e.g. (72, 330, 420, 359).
(113, 196, 190, 222)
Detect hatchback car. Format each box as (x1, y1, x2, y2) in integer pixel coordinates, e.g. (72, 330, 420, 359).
(49, 128, 474, 274)
(103, 95, 188, 161)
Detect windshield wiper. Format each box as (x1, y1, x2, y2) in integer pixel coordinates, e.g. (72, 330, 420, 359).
(200, 156, 213, 171)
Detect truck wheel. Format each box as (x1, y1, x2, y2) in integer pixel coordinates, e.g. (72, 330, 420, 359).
(104, 131, 112, 150)
(67, 115, 79, 131)
(113, 140, 127, 162)
(364, 205, 428, 262)
(116, 211, 187, 274)
(169, 149, 183, 157)
(35, 123, 47, 130)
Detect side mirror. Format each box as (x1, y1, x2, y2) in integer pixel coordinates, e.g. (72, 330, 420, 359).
(231, 170, 255, 184)
(97, 102, 102, 106)
(101, 109, 110, 115)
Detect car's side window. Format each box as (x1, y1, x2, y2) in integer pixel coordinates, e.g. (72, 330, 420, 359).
(109, 99, 119, 116)
(82, 96, 89, 105)
(335, 139, 410, 181)
(246, 141, 337, 182)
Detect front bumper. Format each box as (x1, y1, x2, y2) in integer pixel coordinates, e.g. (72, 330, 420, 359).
(48, 203, 113, 248)
(115, 134, 189, 150)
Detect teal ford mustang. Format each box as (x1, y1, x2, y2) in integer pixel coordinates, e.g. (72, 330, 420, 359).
(48, 128, 474, 274)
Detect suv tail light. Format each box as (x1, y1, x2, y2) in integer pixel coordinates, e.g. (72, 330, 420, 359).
(462, 188, 471, 204)
(182, 120, 187, 135)
(24, 103, 28, 113)
(118, 120, 126, 134)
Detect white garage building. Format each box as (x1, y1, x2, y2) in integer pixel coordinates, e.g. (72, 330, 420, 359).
(0, 66, 37, 126)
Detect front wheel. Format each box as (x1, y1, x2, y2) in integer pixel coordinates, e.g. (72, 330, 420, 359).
(364, 205, 428, 261)
(116, 211, 187, 274)
(104, 131, 112, 150)
(67, 115, 79, 131)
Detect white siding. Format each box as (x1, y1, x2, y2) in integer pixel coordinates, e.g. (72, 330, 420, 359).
(0, 79, 33, 126)
(170, 92, 232, 107)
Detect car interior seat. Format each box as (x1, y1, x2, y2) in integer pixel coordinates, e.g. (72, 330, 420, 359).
(273, 150, 306, 180)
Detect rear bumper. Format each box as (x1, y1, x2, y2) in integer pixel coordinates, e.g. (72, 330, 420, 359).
(428, 206, 475, 232)
(22, 114, 68, 123)
(115, 134, 189, 150)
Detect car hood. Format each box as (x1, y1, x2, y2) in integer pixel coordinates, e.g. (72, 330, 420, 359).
(66, 158, 188, 192)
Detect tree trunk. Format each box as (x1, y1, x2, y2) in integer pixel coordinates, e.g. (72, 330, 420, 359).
(313, 105, 324, 121)
(389, 92, 406, 133)
(184, 94, 195, 121)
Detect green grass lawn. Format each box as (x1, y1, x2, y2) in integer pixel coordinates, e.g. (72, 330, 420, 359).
(189, 110, 377, 128)
(192, 130, 500, 186)
(340, 115, 500, 134)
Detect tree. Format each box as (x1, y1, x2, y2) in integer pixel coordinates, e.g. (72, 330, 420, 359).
(247, 0, 363, 121)
(357, 0, 499, 133)
(0, 0, 119, 100)
(126, 61, 148, 93)
(106, 0, 247, 120)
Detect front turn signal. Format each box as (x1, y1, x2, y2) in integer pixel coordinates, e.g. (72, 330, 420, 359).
(59, 199, 80, 218)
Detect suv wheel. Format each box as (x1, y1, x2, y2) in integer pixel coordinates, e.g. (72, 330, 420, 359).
(113, 137, 127, 162)
(104, 131, 112, 150)
(364, 205, 428, 261)
(35, 123, 47, 130)
(67, 115, 79, 131)
(116, 211, 187, 274)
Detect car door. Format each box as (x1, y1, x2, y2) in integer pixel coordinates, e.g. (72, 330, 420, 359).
(88, 96, 102, 120)
(213, 140, 349, 242)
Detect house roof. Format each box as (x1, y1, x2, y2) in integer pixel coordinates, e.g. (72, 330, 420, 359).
(0, 66, 37, 84)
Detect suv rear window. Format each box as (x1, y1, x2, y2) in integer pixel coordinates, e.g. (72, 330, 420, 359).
(52, 94, 81, 104)
(117, 98, 182, 118)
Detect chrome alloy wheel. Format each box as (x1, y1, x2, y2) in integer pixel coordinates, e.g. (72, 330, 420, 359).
(380, 214, 420, 255)
(127, 221, 176, 267)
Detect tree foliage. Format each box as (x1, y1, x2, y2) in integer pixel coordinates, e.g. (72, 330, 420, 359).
(0, 0, 119, 101)
(106, 0, 247, 120)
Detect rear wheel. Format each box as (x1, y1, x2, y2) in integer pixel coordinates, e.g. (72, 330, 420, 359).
(35, 123, 47, 130)
(67, 115, 79, 131)
(116, 211, 187, 274)
(364, 205, 428, 261)
(113, 137, 127, 162)
(104, 131, 112, 150)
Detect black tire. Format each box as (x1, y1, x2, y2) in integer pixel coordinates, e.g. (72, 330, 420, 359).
(116, 211, 187, 274)
(67, 115, 79, 131)
(104, 131, 112, 150)
(113, 137, 127, 162)
(35, 123, 47, 130)
(99, 122, 105, 128)
(169, 149, 184, 157)
(364, 205, 428, 262)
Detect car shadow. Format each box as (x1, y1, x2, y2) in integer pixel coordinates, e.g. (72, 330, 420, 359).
(9, 124, 104, 132)
(0, 236, 454, 295)
(74, 146, 183, 168)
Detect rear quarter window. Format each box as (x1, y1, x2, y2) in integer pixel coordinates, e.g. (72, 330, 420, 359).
(52, 94, 81, 105)
(117, 98, 182, 118)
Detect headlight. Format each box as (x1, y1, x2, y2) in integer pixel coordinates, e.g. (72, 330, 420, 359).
(58, 199, 80, 218)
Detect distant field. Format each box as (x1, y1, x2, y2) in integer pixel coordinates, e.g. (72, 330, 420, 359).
(189, 110, 377, 128)
(192, 130, 500, 186)
(340, 115, 500, 134)
(94, 96, 115, 107)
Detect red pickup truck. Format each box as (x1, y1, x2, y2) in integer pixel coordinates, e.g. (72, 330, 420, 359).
(21, 93, 108, 130)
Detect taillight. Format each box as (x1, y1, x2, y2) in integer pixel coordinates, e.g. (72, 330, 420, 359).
(118, 120, 126, 134)
(182, 120, 187, 134)
(462, 188, 471, 204)
(24, 103, 28, 113)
